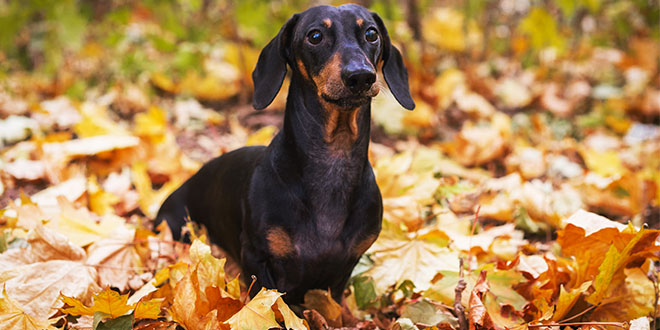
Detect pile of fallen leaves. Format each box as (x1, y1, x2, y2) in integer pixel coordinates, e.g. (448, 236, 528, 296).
(1, 1, 659, 330)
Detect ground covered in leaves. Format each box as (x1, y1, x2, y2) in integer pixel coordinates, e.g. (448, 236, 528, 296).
(0, 1, 659, 329)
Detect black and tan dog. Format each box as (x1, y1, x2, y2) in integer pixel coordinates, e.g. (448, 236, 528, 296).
(154, 4, 414, 304)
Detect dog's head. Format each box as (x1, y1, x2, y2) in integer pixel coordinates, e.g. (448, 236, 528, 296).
(252, 4, 415, 111)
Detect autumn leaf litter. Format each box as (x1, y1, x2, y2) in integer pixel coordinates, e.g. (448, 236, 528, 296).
(0, 3, 659, 330)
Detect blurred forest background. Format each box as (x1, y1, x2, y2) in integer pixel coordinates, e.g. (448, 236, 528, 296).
(1, 0, 660, 329)
(1, 0, 658, 105)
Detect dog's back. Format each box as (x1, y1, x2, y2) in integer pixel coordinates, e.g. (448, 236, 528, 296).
(154, 145, 266, 261)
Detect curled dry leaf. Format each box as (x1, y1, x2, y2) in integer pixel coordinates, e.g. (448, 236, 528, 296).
(468, 271, 499, 330)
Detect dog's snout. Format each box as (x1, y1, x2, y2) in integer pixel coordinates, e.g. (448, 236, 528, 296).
(342, 68, 376, 94)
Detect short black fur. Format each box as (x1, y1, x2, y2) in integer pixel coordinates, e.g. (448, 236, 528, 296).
(155, 4, 414, 305)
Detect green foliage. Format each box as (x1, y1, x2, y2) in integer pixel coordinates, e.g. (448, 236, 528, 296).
(0, 0, 657, 80)
(351, 275, 379, 310)
(555, 0, 601, 18)
(94, 313, 133, 330)
(0, 0, 89, 73)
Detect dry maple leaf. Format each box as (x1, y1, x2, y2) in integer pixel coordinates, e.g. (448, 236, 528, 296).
(364, 234, 460, 294)
(85, 225, 140, 291)
(0, 225, 100, 319)
(0, 288, 59, 330)
(61, 287, 163, 320)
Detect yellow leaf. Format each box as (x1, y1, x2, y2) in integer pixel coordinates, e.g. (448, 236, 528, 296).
(59, 294, 94, 316)
(46, 196, 123, 247)
(402, 101, 435, 131)
(151, 72, 178, 94)
(0, 289, 59, 330)
(586, 224, 659, 306)
(131, 161, 180, 218)
(424, 8, 482, 52)
(432, 68, 466, 109)
(88, 175, 120, 216)
(89, 288, 135, 318)
(153, 266, 172, 286)
(275, 297, 307, 330)
(581, 148, 626, 177)
(134, 106, 167, 142)
(552, 282, 591, 322)
(225, 288, 282, 330)
(192, 75, 239, 101)
(605, 115, 632, 134)
(246, 125, 277, 146)
(169, 269, 200, 328)
(74, 103, 129, 138)
(134, 298, 163, 319)
(590, 268, 655, 322)
(189, 239, 226, 290)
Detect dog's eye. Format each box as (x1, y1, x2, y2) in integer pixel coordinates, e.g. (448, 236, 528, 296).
(365, 28, 378, 42)
(307, 30, 323, 45)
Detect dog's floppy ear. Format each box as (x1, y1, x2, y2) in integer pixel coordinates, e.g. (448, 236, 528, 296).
(372, 13, 415, 110)
(252, 14, 299, 110)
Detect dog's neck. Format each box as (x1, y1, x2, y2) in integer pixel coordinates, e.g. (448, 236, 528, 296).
(270, 73, 373, 234)
(280, 73, 372, 162)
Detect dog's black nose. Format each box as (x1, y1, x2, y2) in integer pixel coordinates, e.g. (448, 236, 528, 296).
(342, 69, 376, 94)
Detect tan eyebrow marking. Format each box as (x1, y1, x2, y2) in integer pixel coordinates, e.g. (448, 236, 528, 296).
(323, 18, 332, 27)
(356, 18, 363, 27)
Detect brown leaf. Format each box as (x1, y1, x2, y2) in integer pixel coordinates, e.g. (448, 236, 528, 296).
(303, 289, 342, 328)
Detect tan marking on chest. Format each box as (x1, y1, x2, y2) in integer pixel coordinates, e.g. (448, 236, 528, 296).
(322, 104, 361, 154)
(266, 227, 295, 257)
(312, 52, 361, 154)
(353, 234, 378, 256)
